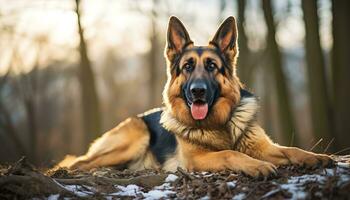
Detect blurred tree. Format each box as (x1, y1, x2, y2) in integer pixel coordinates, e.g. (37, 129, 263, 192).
(332, 0, 350, 151)
(236, 0, 253, 86)
(262, 66, 275, 137)
(0, 71, 27, 157)
(148, 0, 161, 107)
(10, 45, 40, 163)
(302, 0, 333, 150)
(75, 0, 102, 147)
(262, 0, 298, 145)
(0, 14, 28, 160)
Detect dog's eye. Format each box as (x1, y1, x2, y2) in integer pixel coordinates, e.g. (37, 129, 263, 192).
(206, 62, 217, 72)
(183, 63, 194, 72)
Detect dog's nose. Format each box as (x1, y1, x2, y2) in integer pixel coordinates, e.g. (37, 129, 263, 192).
(190, 81, 207, 98)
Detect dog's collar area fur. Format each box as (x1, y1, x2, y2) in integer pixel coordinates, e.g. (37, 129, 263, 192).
(160, 89, 259, 150)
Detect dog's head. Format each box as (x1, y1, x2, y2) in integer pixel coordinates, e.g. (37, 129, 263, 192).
(163, 16, 242, 128)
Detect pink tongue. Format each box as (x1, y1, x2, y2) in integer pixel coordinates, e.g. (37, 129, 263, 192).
(191, 103, 208, 120)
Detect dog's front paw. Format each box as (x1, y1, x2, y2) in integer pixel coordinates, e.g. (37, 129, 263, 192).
(239, 159, 277, 177)
(299, 153, 334, 168)
(284, 147, 334, 168)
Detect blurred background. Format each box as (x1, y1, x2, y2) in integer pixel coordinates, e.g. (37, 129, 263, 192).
(0, 0, 349, 166)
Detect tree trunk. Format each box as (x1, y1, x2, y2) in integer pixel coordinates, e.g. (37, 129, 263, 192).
(332, 0, 350, 151)
(237, 0, 253, 86)
(148, 0, 160, 107)
(149, 19, 158, 107)
(75, 0, 101, 147)
(0, 101, 27, 157)
(262, 0, 297, 145)
(24, 99, 37, 163)
(301, 0, 333, 151)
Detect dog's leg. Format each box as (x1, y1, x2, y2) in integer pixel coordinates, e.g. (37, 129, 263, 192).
(60, 117, 150, 170)
(178, 139, 277, 177)
(239, 125, 333, 168)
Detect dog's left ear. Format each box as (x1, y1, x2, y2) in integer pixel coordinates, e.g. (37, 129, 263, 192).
(210, 16, 238, 58)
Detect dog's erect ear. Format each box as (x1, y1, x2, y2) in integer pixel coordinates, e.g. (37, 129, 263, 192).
(165, 16, 192, 63)
(210, 16, 238, 55)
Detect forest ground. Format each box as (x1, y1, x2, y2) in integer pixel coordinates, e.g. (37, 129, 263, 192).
(0, 155, 349, 200)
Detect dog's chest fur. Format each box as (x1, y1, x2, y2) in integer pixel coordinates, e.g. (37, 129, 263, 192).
(160, 89, 259, 151)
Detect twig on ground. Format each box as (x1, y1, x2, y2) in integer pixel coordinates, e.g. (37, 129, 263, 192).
(177, 167, 195, 180)
(324, 138, 335, 153)
(55, 174, 167, 188)
(0, 157, 74, 198)
(332, 147, 350, 156)
(309, 138, 323, 151)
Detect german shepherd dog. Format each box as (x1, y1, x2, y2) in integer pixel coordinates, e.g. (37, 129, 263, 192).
(59, 16, 333, 177)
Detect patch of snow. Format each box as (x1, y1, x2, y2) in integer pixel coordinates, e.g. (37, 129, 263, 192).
(280, 182, 307, 199)
(315, 191, 323, 198)
(290, 174, 326, 183)
(143, 189, 175, 200)
(265, 165, 350, 199)
(53, 179, 94, 197)
(165, 174, 178, 182)
(338, 162, 350, 168)
(145, 176, 176, 199)
(200, 195, 210, 200)
(47, 194, 59, 200)
(260, 188, 281, 199)
(111, 183, 175, 199)
(227, 181, 236, 188)
(193, 171, 213, 178)
(232, 193, 246, 200)
(276, 174, 326, 199)
(322, 167, 350, 185)
(63, 185, 93, 197)
(324, 168, 336, 176)
(114, 184, 141, 196)
(155, 182, 172, 190)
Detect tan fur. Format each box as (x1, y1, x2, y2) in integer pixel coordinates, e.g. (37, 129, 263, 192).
(59, 16, 333, 177)
(163, 151, 183, 172)
(236, 124, 331, 167)
(128, 150, 160, 171)
(57, 155, 77, 169)
(59, 117, 154, 170)
(176, 137, 276, 177)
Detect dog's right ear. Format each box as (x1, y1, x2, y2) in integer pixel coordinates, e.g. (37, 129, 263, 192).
(165, 16, 193, 63)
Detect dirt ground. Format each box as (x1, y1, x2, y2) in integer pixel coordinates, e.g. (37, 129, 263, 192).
(0, 156, 350, 200)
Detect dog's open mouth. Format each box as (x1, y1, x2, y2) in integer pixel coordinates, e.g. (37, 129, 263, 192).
(189, 100, 208, 120)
